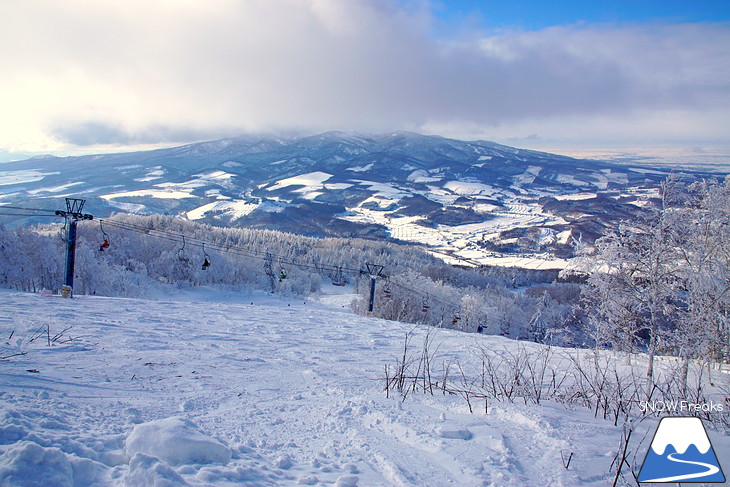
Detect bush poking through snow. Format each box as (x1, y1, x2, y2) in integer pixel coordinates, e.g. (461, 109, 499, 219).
(385, 332, 730, 428)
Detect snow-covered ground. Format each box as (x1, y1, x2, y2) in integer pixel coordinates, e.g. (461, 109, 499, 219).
(340, 193, 566, 268)
(1, 288, 728, 486)
(0, 170, 60, 187)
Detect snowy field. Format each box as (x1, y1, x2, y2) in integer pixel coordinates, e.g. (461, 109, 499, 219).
(1, 288, 728, 486)
(340, 196, 565, 268)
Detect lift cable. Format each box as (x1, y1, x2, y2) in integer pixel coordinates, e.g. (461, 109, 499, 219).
(386, 274, 471, 314)
(0, 211, 58, 217)
(0, 205, 59, 213)
(3, 210, 475, 320)
(96, 218, 367, 278)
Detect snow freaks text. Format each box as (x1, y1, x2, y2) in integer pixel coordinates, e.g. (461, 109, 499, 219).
(639, 400, 725, 413)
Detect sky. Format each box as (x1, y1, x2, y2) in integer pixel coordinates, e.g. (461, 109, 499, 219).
(429, 0, 729, 31)
(1, 0, 729, 162)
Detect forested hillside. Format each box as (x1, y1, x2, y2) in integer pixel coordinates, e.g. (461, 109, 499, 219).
(1, 176, 728, 368)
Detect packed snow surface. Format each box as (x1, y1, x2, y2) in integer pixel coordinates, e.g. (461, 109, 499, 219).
(1, 288, 728, 486)
(26, 182, 85, 195)
(552, 193, 598, 201)
(101, 189, 196, 200)
(186, 200, 258, 221)
(268, 172, 333, 191)
(0, 170, 59, 186)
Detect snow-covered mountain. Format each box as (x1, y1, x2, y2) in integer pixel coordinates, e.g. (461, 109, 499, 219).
(0, 132, 708, 267)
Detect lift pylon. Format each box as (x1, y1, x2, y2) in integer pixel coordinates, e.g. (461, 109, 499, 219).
(55, 198, 93, 298)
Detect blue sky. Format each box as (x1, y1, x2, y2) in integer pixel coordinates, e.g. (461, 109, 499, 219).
(0, 0, 729, 161)
(428, 0, 730, 30)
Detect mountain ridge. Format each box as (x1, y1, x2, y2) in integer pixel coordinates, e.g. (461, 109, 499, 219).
(0, 131, 717, 267)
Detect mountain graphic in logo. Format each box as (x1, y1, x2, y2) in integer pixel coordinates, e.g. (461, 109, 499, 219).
(638, 417, 725, 483)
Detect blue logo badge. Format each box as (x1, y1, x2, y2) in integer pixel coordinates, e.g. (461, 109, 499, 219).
(638, 417, 725, 483)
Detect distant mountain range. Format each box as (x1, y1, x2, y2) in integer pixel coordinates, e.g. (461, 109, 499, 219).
(0, 131, 718, 268)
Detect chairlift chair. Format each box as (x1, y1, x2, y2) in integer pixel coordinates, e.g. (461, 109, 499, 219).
(332, 266, 346, 286)
(383, 280, 392, 298)
(98, 221, 110, 251)
(178, 235, 189, 263)
(264, 252, 275, 277)
(201, 243, 211, 270)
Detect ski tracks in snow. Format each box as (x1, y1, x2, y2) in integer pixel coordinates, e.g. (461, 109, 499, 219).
(0, 290, 660, 486)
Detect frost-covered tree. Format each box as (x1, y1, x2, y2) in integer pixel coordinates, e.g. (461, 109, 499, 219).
(527, 291, 551, 343)
(573, 175, 730, 382)
(670, 177, 730, 389)
(0, 212, 576, 343)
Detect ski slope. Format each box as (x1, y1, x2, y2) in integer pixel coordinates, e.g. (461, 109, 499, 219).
(0, 288, 728, 486)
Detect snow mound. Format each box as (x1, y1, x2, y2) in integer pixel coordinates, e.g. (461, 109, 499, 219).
(125, 418, 232, 466)
(436, 427, 473, 440)
(0, 423, 29, 444)
(335, 474, 360, 486)
(126, 453, 189, 487)
(0, 440, 104, 487)
(0, 441, 73, 487)
(275, 454, 293, 469)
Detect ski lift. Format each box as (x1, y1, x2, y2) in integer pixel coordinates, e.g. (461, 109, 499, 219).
(264, 252, 275, 277)
(383, 279, 392, 298)
(332, 266, 346, 286)
(451, 307, 462, 326)
(178, 235, 189, 263)
(278, 258, 287, 281)
(421, 295, 430, 313)
(60, 219, 68, 243)
(98, 221, 110, 251)
(201, 243, 211, 270)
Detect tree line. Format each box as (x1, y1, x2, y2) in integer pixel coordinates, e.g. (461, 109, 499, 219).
(0, 175, 727, 372)
(569, 176, 730, 383)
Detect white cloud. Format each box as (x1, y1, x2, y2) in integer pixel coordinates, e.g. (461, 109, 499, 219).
(0, 0, 728, 155)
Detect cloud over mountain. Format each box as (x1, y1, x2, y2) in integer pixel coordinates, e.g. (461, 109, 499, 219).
(1, 0, 728, 154)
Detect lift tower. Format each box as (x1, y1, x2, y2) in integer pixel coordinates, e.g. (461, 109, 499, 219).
(55, 198, 93, 298)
